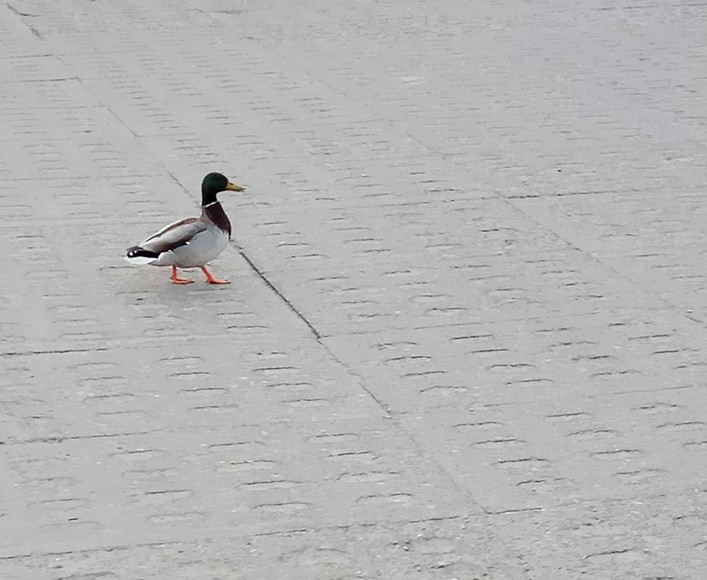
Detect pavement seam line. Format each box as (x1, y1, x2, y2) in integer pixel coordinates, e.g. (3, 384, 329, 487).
(236, 246, 322, 340)
(233, 247, 503, 523)
(0, 513, 469, 561)
(234, 245, 402, 420)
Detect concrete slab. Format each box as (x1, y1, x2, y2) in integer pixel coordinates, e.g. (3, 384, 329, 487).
(1, 1, 706, 578)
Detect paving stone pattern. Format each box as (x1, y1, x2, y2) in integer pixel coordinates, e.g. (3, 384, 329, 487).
(1, 1, 706, 578)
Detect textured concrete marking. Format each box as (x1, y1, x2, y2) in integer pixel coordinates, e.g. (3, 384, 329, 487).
(494, 495, 707, 580)
(0, 518, 527, 580)
(3, 0, 707, 577)
(515, 191, 707, 323)
(326, 317, 707, 509)
(1, 420, 476, 557)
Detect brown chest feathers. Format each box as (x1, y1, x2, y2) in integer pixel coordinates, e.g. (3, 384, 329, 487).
(203, 202, 231, 237)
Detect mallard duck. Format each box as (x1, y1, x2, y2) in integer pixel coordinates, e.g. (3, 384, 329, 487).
(125, 172, 245, 284)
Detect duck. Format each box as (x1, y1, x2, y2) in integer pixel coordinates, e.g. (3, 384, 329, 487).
(125, 172, 245, 284)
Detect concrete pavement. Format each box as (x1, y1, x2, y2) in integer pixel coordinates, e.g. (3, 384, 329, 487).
(1, 1, 706, 578)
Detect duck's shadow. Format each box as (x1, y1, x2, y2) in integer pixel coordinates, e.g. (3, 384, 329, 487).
(106, 261, 239, 339)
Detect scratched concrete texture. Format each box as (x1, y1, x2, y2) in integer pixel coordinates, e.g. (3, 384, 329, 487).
(1, 0, 706, 578)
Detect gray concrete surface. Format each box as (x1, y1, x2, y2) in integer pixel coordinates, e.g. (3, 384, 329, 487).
(1, 1, 706, 578)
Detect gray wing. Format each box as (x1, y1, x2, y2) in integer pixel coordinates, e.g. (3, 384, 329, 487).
(140, 217, 208, 254)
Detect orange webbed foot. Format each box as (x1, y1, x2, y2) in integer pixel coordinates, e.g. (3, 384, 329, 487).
(201, 266, 230, 285)
(170, 266, 194, 285)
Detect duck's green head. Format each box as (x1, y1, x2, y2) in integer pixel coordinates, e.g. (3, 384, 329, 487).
(201, 172, 246, 205)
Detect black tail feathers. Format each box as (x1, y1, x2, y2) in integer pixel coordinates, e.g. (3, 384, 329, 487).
(126, 246, 160, 259)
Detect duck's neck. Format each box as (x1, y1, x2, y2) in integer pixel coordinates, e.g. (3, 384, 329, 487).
(202, 201, 231, 237)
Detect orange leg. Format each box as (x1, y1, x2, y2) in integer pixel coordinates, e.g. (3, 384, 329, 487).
(201, 266, 230, 285)
(170, 266, 194, 284)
